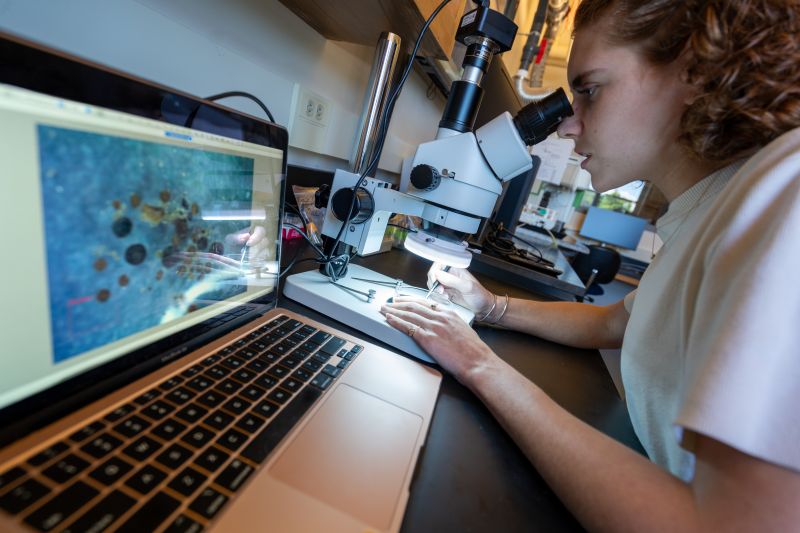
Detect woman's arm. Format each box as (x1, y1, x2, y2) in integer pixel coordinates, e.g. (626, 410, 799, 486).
(470, 357, 800, 532)
(382, 301, 800, 532)
(495, 297, 629, 349)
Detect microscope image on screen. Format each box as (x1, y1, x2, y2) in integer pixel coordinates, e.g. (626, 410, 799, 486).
(37, 125, 262, 363)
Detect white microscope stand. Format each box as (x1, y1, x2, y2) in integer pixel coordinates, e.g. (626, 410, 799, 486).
(283, 264, 474, 364)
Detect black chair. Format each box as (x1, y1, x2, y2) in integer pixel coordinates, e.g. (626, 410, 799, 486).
(571, 245, 622, 297)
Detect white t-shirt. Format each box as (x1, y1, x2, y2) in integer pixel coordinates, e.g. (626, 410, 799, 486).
(621, 127, 800, 481)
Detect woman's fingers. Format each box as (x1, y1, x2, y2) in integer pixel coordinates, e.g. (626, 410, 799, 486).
(246, 225, 267, 246)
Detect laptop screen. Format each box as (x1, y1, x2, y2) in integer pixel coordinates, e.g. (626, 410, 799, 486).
(0, 34, 288, 430)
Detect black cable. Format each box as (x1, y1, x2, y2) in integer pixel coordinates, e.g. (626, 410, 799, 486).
(283, 222, 326, 259)
(204, 91, 276, 123)
(321, 0, 454, 281)
(284, 202, 309, 235)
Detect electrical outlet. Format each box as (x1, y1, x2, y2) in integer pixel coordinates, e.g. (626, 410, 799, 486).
(288, 85, 332, 153)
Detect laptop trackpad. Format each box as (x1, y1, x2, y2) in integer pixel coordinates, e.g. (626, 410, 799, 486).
(269, 383, 423, 529)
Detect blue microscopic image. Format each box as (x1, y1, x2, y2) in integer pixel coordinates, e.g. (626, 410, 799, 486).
(38, 125, 256, 363)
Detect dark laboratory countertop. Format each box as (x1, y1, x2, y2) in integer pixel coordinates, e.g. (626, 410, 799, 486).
(279, 244, 644, 533)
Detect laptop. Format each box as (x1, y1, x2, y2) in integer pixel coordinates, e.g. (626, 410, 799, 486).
(0, 32, 441, 532)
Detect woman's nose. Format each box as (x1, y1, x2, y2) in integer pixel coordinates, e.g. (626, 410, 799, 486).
(557, 114, 581, 140)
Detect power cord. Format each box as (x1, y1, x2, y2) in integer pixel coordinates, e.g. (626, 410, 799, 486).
(202, 91, 276, 123)
(482, 221, 555, 267)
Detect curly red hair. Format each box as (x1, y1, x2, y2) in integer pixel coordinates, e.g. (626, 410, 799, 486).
(574, 0, 800, 162)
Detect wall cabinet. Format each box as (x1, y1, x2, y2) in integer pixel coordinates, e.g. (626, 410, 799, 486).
(278, 0, 468, 59)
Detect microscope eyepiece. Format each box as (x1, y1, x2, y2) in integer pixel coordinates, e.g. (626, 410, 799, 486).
(513, 88, 573, 146)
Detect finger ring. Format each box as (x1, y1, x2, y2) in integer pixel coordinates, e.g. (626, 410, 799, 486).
(408, 324, 418, 338)
(430, 302, 438, 311)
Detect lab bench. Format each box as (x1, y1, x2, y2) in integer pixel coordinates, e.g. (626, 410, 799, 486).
(280, 244, 644, 532)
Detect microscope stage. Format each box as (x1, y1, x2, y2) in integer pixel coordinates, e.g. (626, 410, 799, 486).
(283, 264, 474, 364)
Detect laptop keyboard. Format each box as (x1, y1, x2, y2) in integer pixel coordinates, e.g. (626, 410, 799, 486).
(0, 315, 363, 532)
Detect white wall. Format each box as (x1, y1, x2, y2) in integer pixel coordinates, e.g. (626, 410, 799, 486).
(0, 0, 447, 175)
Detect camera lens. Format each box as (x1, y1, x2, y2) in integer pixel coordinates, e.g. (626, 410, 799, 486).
(513, 87, 573, 146)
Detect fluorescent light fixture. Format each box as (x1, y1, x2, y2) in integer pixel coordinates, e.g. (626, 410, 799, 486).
(202, 208, 267, 221)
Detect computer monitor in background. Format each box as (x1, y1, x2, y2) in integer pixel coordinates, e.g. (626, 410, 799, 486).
(579, 207, 648, 250)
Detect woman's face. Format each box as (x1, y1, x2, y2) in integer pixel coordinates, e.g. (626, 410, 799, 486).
(557, 19, 695, 194)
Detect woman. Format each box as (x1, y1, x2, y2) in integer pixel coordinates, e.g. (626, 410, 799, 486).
(382, 0, 800, 529)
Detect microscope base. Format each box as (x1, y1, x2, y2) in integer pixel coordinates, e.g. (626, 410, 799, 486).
(283, 265, 474, 364)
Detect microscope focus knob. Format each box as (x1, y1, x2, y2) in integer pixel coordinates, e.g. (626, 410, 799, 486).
(410, 164, 442, 191)
(331, 186, 374, 224)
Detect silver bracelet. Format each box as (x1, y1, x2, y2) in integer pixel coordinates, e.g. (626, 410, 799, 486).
(488, 294, 509, 325)
(476, 293, 497, 322)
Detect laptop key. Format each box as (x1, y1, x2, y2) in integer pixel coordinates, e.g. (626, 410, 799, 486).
(180, 364, 204, 378)
(310, 374, 333, 391)
(123, 436, 162, 461)
(201, 354, 222, 367)
(159, 375, 185, 391)
(156, 443, 194, 470)
(216, 428, 248, 452)
(220, 356, 245, 371)
(115, 491, 180, 533)
(0, 466, 26, 492)
(214, 458, 253, 493)
(291, 368, 313, 382)
(141, 400, 176, 421)
(255, 374, 277, 390)
(278, 355, 301, 369)
(176, 404, 208, 424)
(165, 514, 203, 533)
(23, 480, 97, 531)
(280, 377, 302, 393)
(166, 387, 196, 405)
(27, 441, 69, 467)
(319, 336, 346, 355)
(235, 414, 266, 434)
(197, 390, 225, 408)
(240, 385, 267, 402)
(81, 433, 124, 459)
(152, 418, 188, 441)
(104, 403, 135, 423)
(194, 446, 230, 473)
(0, 478, 50, 514)
(232, 368, 256, 383)
(89, 456, 133, 486)
(241, 386, 322, 464)
(204, 410, 234, 431)
(68, 420, 105, 443)
(62, 489, 134, 533)
(42, 453, 90, 483)
(222, 397, 251, 416)
(267, 389, 291, 405)
(302, 359, 322, 373)
(246, 359, 268, 373)
(182, 426, 215, 449)
(186, 376, 214, 392)
(205, 366, 230, 380)
(322, 364, 341, 378)
(253, 400, 279, 419)
(214, 378, 242, 395)
(189, 486, 228, 520)
(266, 365, 289, 381)
(308, 330, 332, 346)
(125, 464, 167, 495)
(133, 388, 161, 405)
(113, 416, 151, 439)
(168, 466, 206, 497)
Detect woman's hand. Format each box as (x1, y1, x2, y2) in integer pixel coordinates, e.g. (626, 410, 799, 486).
(428, 263, 494, 317)
(381, 295, 497, 385)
